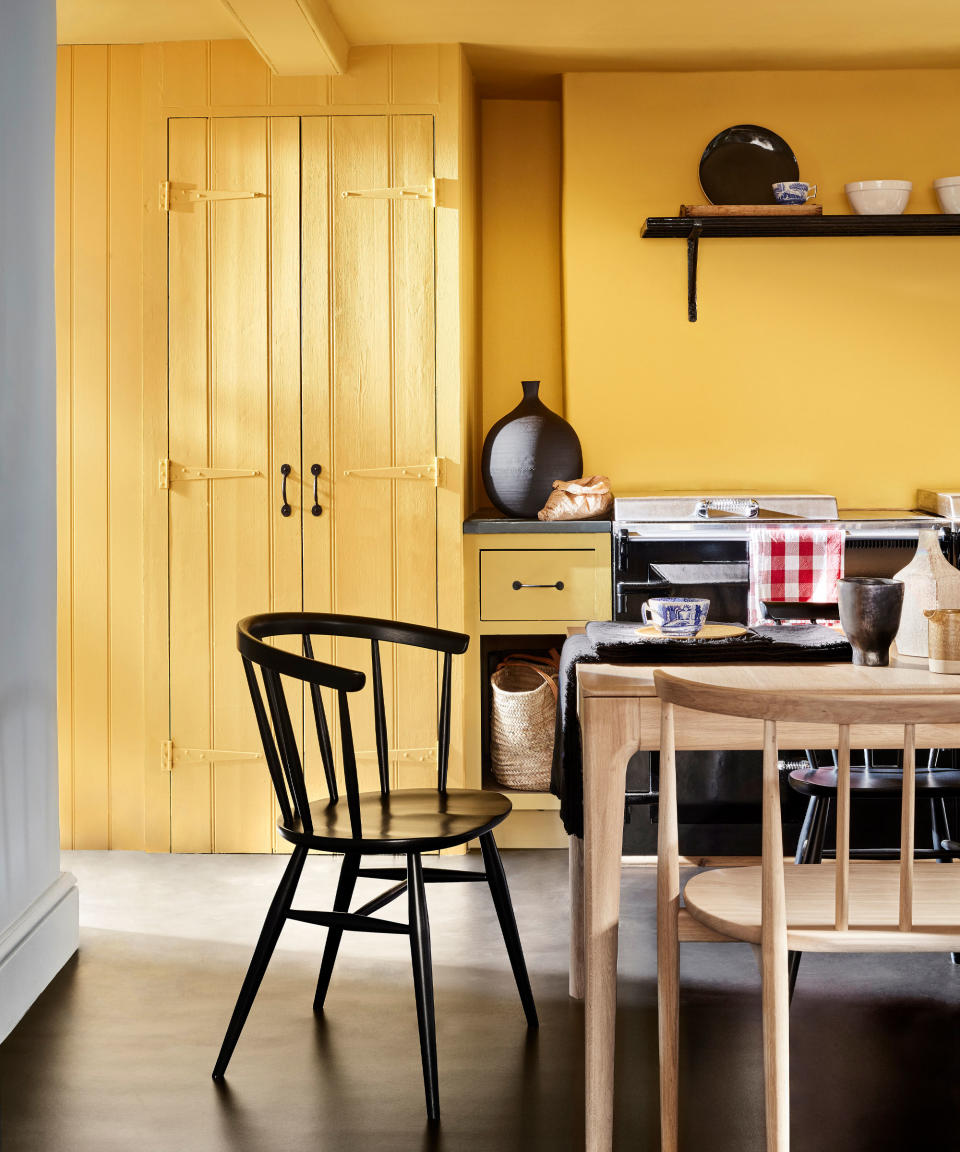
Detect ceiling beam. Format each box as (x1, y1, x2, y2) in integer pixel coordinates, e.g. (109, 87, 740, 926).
(219, 0, 350, 75)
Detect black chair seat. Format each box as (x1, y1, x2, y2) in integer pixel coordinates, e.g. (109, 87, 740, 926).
(279, 787, 513, 853)
(789, 765, 960, 799)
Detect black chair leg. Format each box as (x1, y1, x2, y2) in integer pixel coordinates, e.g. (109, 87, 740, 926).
(930, 797, 943, 858)
(928, 796, 960, 965)
(213, 844, 308, 1080)
(313, 852, 361, 1013)
(479, 831, 539, 1028)
(788, 796, 830, 1002)
(794, 796, 817, 867)
(407, 853, 439, 1122)
(808, 796, 830, 859)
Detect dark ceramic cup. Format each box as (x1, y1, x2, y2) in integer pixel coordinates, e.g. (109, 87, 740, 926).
(837, 577, 904, 666)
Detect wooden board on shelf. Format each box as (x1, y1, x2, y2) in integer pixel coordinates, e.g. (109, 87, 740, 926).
(680, 204, 822, 217)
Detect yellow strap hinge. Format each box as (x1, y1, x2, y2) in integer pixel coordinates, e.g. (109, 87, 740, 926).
(159, 459, 261, 489)
(355, 747, 438, 766)
(342, 457, 446, 487)
(339, 178, 457, 210)
(160, 181, 268, 212)
(161, 740, 264, 772)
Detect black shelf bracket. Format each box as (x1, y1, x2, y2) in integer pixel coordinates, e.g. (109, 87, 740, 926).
(686, 221, 702, 322)
(642, 214, 960, 322)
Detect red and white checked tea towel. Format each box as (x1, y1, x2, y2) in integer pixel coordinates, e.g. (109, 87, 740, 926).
(747, 527, 844, 626)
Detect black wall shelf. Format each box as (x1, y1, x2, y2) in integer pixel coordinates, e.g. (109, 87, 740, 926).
(641, 214, 960, 321)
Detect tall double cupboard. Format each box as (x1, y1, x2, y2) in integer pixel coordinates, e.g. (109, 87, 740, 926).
(57, 42, 479, 851)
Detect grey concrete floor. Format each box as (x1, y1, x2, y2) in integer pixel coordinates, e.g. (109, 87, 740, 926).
(1, 849, 959, 1151)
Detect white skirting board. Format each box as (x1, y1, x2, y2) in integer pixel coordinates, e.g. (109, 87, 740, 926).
(0, 872, 79, 1043)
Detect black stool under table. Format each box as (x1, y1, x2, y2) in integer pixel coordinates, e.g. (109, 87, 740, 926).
(788, 747, 960, 996)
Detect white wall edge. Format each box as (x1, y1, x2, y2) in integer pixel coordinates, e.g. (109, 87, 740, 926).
(0, 872, 79, 1043)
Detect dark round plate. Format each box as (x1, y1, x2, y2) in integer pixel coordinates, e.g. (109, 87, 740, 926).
(699, 124, 799, 205)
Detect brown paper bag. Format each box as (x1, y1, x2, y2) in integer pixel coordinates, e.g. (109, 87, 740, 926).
(537, 475, 613, 522)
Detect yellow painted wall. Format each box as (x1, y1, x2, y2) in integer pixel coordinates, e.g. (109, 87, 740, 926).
(563, 70, 960, 508)
(480, 100, 563, 447)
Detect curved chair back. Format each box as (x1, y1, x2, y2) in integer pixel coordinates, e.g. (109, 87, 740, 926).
(654, 667, 960, 936)
(654, 668, 960, 727)
(237, 612, 469, 840)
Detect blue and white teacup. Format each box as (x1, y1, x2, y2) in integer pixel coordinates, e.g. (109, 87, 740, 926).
(772, 181, 817, 204)
(642, 597, 710, 637)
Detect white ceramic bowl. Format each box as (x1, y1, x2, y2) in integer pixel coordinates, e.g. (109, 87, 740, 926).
(934, 177, 960, 214)
(844, 179, 912, 215)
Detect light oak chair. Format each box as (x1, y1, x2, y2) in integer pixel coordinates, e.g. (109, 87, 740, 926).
(653, 668, 960, 1152)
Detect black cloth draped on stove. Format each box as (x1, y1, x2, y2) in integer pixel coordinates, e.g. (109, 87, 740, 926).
(550, 622, 852, 839)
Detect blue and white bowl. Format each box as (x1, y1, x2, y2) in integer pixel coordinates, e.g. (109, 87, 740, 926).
(642, 597, 710, 637)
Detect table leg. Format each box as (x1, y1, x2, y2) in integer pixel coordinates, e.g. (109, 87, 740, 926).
(570, 835, 585, 999)
(657, 702, 680, 1152)
(583, 694, 640, 1152)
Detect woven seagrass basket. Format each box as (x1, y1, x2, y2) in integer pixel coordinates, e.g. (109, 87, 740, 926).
(489, 653, 559, 791)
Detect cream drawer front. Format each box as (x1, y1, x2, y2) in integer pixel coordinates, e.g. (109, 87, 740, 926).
(480, 548, 602, 621)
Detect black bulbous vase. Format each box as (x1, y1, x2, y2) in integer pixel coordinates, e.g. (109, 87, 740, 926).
(481, 381, 583, 519)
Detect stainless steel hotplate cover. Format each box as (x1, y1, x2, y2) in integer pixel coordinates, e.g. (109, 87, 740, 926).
(613, 493, 839, 522)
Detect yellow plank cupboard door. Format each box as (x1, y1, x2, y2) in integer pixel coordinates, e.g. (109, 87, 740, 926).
(301, 115, 443, 794)
(166, 117, 302, 852)
(165, 114, 441, 853)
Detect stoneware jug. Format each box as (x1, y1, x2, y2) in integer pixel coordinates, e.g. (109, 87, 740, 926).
(481, 380, 583, 519)
(893, 529, 960, 657)
(924, 608, 960, 673)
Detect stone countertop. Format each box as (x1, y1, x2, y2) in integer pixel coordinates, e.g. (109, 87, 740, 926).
(464, 508, 612, 534)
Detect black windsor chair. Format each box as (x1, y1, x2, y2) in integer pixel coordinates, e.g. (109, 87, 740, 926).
(759, 602, 960, 989)
(212, 612, 538, 1120)
(786, 746, 960, 989)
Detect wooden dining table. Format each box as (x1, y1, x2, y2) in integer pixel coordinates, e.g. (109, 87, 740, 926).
(569, 655, 960, 1152)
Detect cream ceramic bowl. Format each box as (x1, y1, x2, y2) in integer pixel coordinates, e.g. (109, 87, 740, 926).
(934, 177, 960, 214)
(844, 180, 912, 215)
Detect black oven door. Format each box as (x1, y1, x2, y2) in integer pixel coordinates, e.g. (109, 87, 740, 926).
(614, 529, 749, 623)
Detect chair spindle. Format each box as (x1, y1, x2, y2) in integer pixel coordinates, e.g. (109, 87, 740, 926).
(302, 634, 339, 802)
(260, 667, 299, 819)
(371, 639, 390, 794)
(263, 668, 314, 834)
(899, 724, 917, 931)
(438, 651, 452, 793)
(242, 657, 294, 827)
(337, 690, 364, 839)
(835, 724, 851, 930)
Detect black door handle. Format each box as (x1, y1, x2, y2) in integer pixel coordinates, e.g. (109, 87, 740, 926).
(512, 580, 564, 591)
(310, 463, 323, 516)
(280, 464, 292, 517)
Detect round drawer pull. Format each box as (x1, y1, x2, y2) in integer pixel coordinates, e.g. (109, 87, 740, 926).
(512, 580, 564, 591)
